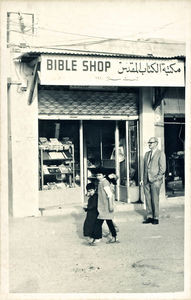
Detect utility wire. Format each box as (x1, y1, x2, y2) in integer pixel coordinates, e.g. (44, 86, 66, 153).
(7, 30, 185, 47)
(7, 18, 185, 44)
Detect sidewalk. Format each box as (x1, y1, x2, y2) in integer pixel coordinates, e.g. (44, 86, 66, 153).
(9, 196, 184, 294)
(38, 195, 184, 217)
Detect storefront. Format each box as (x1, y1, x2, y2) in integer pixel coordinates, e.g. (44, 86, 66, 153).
(8, 50, 185, 216)
(38, 86, 140, 208)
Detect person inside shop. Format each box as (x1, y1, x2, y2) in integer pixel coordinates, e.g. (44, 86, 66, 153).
(141, 137, 166, 225)
(110, 139, 125, 183)
(89, 168, 119, 246)
(83, 183, 99, 244)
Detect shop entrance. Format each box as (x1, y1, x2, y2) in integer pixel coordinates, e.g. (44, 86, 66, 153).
(164, 117, 185, 196)
(38, 119, 139, 209)
(83, 120, 139, 202)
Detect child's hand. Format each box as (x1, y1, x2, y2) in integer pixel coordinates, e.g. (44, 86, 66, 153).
(109, 206, 114, 212)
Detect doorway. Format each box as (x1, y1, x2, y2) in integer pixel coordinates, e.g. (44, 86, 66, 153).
(83, 120, 139, 202)
(164, 117, 185, 196)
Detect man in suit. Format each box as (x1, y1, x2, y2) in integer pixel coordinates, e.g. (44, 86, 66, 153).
(142, 137, 166, 225)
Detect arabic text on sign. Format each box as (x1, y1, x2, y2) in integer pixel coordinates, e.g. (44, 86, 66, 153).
(117, 62, 181, 76)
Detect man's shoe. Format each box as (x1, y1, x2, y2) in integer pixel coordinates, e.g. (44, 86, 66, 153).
(132, 200, 144, 204)
(142, 217, 153, 224)
(152, 219, 159, 225)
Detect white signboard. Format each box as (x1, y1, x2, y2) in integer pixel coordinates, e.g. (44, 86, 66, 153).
(40, 54, 185, 87)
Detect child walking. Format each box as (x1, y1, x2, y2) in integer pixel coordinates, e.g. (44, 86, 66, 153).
(103, 173, 119, 236)
(89, 168, 119, 246)
(83, 183, 98, 243)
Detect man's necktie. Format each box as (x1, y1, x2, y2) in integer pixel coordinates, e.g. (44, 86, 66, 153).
(148, 151, 152, 165)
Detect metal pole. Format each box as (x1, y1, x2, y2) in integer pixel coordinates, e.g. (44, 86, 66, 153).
(40, 148, 44, 189)
(137, 120, 143, 202)
(115, 121, 120, 201)
(32, 13, 34, 34)
(100, 126, 103, 163)
(79, 120, 84, 204)
(83, 126, 87, 192)
(7, 13, 10, 46)
(126, 121, 130, 203)
(72, 144, 75, 187)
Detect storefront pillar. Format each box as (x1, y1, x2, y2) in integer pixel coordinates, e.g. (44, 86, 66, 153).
(80, 120, 85, 204)
(139, 87, 155, 202)
(155, 102, 166, 201)
(139, 87, 166, 202)
(9, 63, 39, 217)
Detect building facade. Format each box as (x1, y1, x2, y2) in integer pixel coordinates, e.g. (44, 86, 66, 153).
(7, 47, 185, 217)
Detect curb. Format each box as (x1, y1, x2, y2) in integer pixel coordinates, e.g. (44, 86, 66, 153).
(38, 196, 184, 217)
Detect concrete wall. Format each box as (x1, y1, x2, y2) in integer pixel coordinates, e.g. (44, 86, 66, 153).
(9, 59, 39, 217)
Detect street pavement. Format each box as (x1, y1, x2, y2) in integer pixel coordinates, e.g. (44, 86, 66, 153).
(9, 197, 185, 294)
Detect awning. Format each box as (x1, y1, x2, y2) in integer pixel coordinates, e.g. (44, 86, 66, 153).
(164, 98, 185, 116)
(163, 87, 185, 116)
(38, 89, 138, 120)
(15, 42, 186, 61)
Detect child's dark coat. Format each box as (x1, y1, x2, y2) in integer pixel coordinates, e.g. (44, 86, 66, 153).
(83, 193, 98, 237)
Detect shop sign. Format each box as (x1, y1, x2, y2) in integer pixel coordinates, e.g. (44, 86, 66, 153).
(40, 55, 185, 87)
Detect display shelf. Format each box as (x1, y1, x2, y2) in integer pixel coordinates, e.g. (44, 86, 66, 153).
(39, 143, 75, 190)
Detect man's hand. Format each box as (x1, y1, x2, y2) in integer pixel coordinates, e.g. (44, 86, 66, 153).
(139, 180, 143, 186)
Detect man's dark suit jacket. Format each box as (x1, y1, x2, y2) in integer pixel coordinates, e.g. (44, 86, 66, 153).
(143, 148, 166, 184)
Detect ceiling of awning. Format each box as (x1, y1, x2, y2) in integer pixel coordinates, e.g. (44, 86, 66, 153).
(163, 87, 185, 116)
(164, 98, 185, 115)
(38, 89, 138, 118)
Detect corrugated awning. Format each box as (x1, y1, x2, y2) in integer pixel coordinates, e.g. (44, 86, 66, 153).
(15, 40, 186, 61)
(17, 49, 185, 61)
(38, 89, 138, 120)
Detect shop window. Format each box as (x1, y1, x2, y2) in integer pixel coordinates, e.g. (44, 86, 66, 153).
(38, 120, 80, 190)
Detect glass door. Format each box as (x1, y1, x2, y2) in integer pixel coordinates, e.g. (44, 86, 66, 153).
(113, 120, 139, 202)
(83, 120, 139, 203)
(128, 120, 139, 202)
(83, 121, 115, 191)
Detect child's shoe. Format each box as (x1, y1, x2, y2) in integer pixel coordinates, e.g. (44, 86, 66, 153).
(88, 238, 97, 246)
(102, 232, 110, 238)
(88, 238, 102, 246)
(106, 237, 120, 244)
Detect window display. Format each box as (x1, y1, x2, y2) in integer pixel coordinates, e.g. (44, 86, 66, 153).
(39, 137, 75, 190)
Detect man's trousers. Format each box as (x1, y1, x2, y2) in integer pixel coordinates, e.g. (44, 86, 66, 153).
(143, 180, 162, 219)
